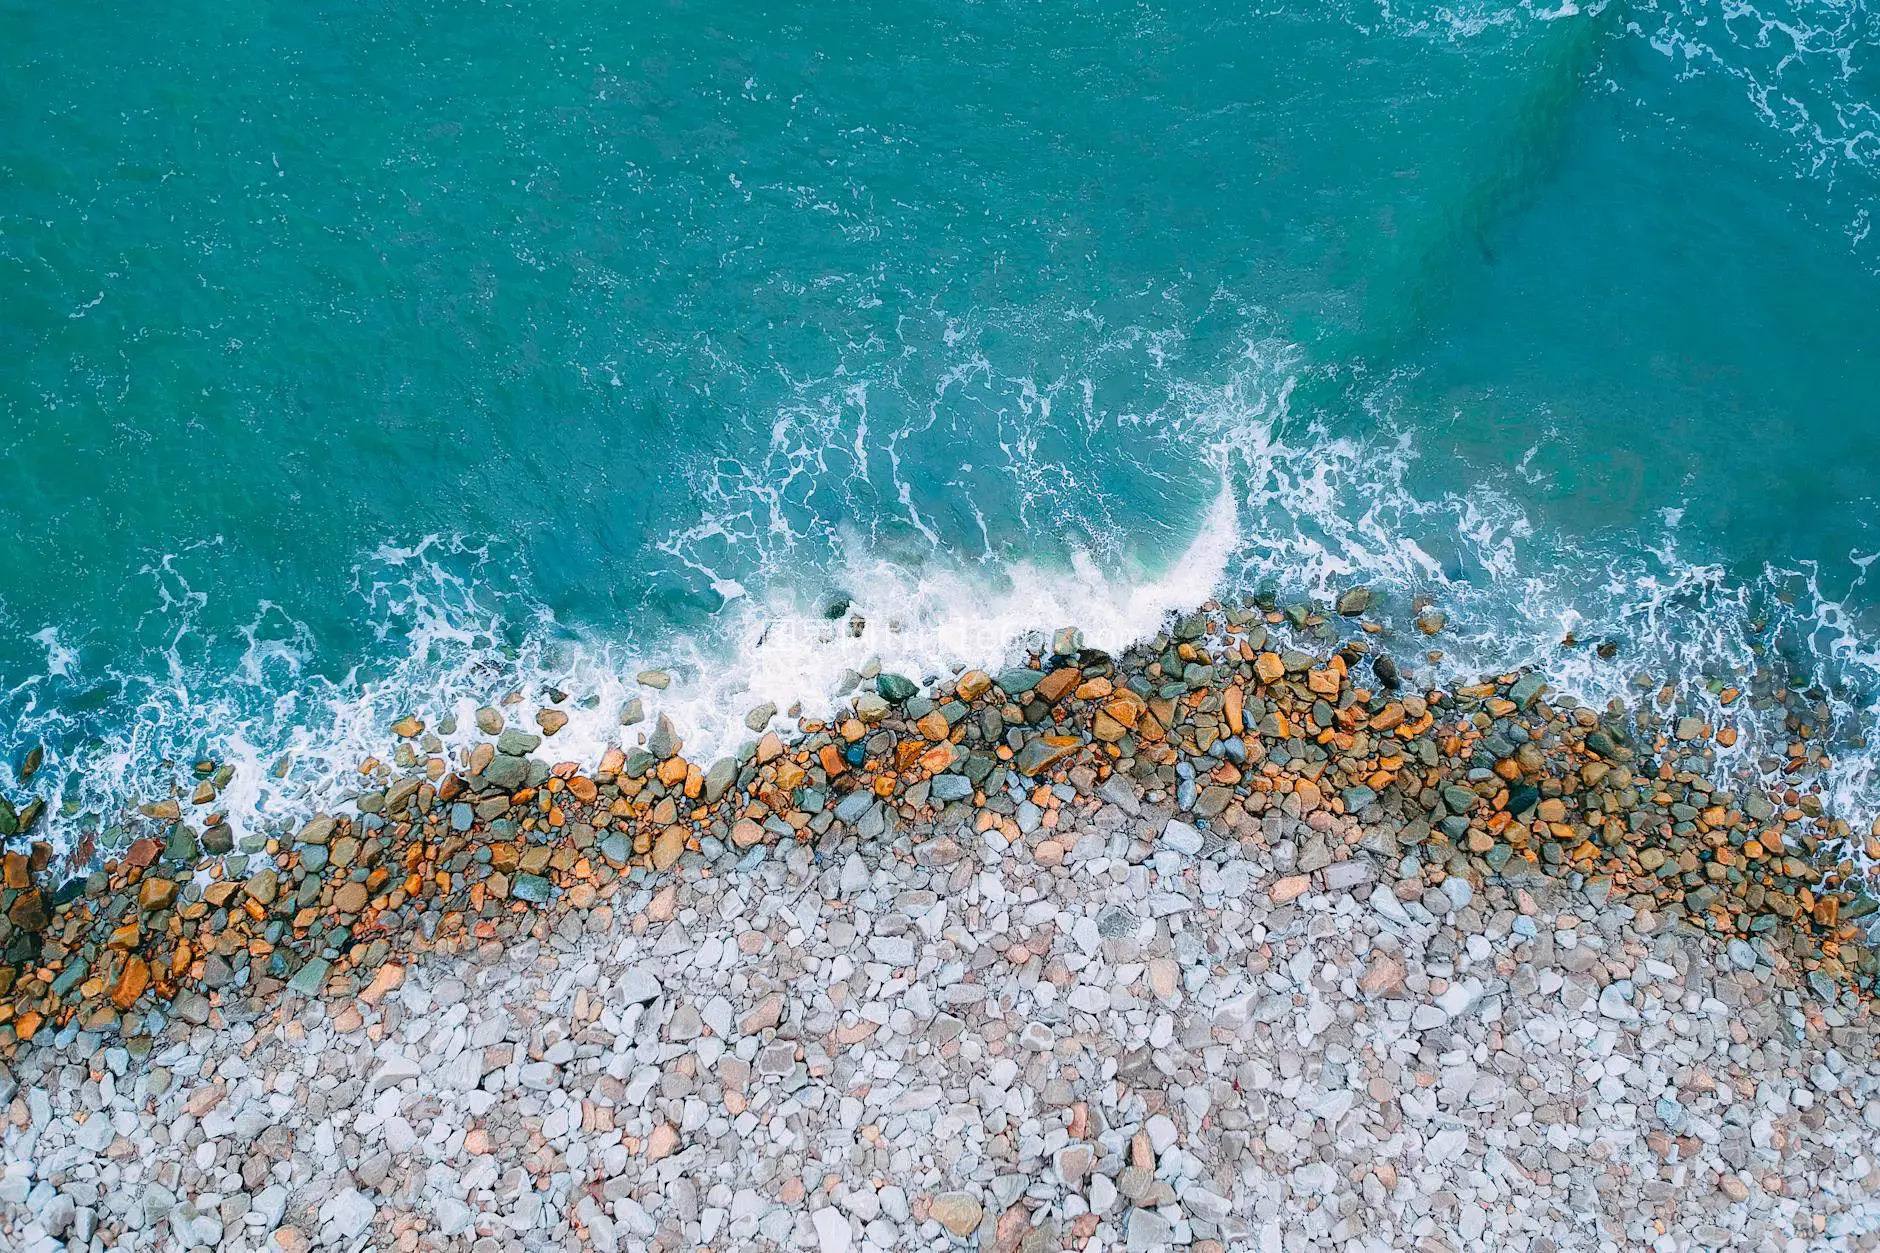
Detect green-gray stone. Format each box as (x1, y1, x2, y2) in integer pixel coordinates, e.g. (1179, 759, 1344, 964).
(483, 755, 529, 789)
(1335, 586, 1372, 615)
(998, 667, 1043, 694)
(288, 957, 330, 996)
(512, 873, 553, 904)
(647, 714, 678, 760)
(1509, 673, 1547, 707)
(704, 758, 738, 804)
(876, 672, 918, 702)
(52, 959, 89, 997)
(497, 729, 541, 756)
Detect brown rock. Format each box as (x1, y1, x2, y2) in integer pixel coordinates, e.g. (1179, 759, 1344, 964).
(731, 818, 766, 848)
(334, 882, 369, 915)
(111, 956, 151, 1010)
(1270, 875, 1310, 904)
(537, 709, 568, 735)
(929, 1193, 983, 1238)
(957, 670, 993, 701)
(359, 963, 405, 1006)
(138, 878, 178, 912)
(1037, 667, 1080, 703)
(741, 993, 783, 1034)
(6, 888, 48, 932)
(1359, 952, 1406, 995)
(1222, 684, 1244, 735)
(272, 1228, 311, 1253)
(995, 1205, 1028, 1252)
(645, 1122, 679, 1162)
(1255, 652, 1285, 684)
(652, 825, 686, 871)
(1101, 690, 1144, 729)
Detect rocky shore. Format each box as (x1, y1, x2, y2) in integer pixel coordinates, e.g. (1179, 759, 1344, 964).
(2, 595, 1879, 1250)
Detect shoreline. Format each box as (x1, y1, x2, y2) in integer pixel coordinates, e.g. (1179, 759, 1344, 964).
(0, 592, 1875, 1058)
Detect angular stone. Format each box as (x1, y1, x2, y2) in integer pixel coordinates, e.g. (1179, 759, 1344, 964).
(512, 873, 553, 904)
(928, 1193, 982, 1237)
(288, 957, 330, 997)
(704, 757, 738, 803)
(997, 667, 1044, 695)
(110, 956, 151, 1010)
(647, 715, 679, 761)
(1160, 820, 1203, 856)
(876, 673, 917, 703)
(138, 877, 178, 912)
(1014, 735, 1080, 776)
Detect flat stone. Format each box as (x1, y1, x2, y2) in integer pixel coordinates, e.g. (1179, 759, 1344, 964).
(1160, 820, 1203, 855)
(512, 873, 553, 904)
(287, 958, 330, 997)
(928, 1193, 982, 1237)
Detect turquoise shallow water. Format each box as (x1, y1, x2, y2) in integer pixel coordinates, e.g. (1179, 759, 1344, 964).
(3, 1, 1878, 851)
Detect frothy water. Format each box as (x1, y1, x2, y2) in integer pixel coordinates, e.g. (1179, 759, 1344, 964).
(7, 359, 1880, 896)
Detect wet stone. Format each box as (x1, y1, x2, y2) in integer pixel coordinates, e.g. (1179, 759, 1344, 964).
(287, 957, 329, 996)
(511, 874, 553, 904)
(876, 673, 917, 703)
(164, 827, 199, 863)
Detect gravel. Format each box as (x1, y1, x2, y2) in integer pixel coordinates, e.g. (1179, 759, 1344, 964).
(4, 790, 1878, 1252)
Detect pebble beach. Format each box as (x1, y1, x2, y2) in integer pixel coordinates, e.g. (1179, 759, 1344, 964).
(3, 596, 1879, 1252)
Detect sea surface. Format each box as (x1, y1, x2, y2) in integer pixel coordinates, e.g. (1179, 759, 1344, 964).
(3, 1, 1878, 862)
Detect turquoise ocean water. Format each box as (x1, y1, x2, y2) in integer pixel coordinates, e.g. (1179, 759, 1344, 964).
(3, 1, 1878, 860)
